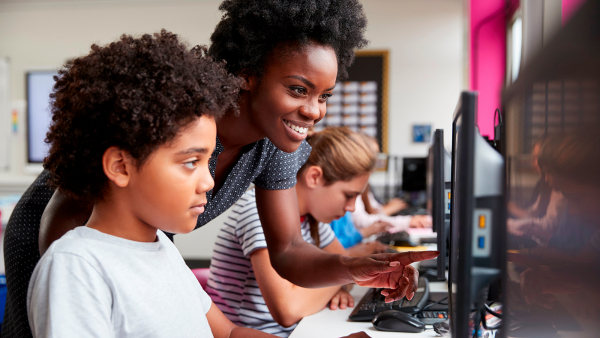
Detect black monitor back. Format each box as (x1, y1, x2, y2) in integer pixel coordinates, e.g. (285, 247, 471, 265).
(448, 91, 506, 338)
(402, 157, 427, 192)
(427, 129, 447, 281)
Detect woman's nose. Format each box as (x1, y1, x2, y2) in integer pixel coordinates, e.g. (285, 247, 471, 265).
(299, 100, 321, 121)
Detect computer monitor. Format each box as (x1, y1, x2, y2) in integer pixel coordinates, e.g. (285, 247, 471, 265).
(26, 70, 57, 172)
(402, 157, 427, 192)
(426, 129, 451, 281)
(448, 91, 506, 337)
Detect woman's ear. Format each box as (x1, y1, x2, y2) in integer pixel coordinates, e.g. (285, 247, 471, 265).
(303, 165, 324, 189)
(239, 69, 255, 91)
(102, 146, 133, 188)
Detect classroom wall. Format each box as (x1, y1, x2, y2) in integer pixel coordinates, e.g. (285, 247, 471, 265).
(0, 0, 464, 259)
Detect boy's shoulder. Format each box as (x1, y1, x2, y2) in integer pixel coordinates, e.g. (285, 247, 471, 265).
(45, 226, 102, 256)
(43, 226, 165, 263)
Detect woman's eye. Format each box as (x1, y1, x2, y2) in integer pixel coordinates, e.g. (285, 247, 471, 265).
(291, 87, 307, 96)
(183, 160, 198, 169)
(320, 93, 333, 101)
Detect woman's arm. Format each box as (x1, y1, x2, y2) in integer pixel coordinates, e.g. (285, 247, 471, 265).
(39, 190, 93, 255)
(255, 187, 438, 301)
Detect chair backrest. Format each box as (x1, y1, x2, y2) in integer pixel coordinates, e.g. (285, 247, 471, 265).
(191, 268, 210, 289)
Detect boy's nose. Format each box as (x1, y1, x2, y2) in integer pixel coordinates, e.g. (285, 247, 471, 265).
(197, 170, 215, 194)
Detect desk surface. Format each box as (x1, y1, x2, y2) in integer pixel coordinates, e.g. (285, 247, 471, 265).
(290, 282, 448, 338)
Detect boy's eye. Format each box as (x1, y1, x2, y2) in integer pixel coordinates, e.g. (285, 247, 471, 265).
(183, 160, 198, 169)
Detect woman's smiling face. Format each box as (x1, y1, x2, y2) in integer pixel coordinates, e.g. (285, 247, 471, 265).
(244, 42, 338, 153)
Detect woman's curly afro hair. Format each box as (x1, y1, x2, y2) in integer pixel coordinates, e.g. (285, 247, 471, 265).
(208, 0, 368, 80)
(44, 29, 242, 201)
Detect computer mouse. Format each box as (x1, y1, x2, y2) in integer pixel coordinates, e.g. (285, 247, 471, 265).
(372, 310, 426, 333)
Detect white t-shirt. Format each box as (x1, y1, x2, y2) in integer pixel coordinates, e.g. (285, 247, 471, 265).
(207, 189, 336, 337)
(27, 226, 214, 338)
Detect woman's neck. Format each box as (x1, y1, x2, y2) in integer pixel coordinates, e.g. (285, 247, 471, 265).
(216, 93, 266, 151)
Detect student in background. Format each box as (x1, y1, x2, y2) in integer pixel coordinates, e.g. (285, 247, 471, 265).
(329, 211, 391, 254)
(516, 127, 600, 316)
(208, 127, 418, 337)
(352, 134, 432, 232)
(28, 31, 286, 338)
(507, 139, 566, 244)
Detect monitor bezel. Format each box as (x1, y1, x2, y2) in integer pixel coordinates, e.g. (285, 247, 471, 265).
(448, 91, 477, 338)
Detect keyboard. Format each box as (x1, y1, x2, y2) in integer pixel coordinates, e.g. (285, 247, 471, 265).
(377, 231, 419, 247)
(349, 276, 434, 322)
(417, 310, 448, 325)
(396, 206, 428, 216)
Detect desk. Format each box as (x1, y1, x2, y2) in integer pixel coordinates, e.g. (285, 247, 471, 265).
(290, 282, 448, 338)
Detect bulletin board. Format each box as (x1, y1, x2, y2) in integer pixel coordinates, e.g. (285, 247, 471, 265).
(314, 50, 389, 153)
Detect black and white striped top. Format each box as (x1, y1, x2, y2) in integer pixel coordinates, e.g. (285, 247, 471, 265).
(206, 189, 336, 337)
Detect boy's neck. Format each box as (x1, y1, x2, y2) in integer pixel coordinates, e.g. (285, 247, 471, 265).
(86, 193, 158, 243)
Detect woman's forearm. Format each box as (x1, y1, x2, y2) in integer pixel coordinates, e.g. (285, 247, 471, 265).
(39, 190, 93, 255)
(255, 187, 437, 300)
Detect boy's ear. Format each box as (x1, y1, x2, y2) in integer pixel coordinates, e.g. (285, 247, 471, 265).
(102, 146, 133, 188)
(303, 165, 324, 189)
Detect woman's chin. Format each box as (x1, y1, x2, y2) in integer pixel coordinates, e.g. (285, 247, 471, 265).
(271, 137, 303, 153)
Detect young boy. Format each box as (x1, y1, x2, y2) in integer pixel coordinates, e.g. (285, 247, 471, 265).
(26, 30, 291, 338)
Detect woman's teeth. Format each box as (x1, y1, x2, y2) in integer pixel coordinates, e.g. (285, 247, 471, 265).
(285, 121, 308, 134)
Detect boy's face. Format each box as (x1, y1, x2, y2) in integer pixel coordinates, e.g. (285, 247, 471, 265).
(308, 173, 370, 224)
(127, 115, 216, 234)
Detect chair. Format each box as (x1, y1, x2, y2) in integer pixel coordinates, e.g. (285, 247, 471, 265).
(191, 268, 210, 289)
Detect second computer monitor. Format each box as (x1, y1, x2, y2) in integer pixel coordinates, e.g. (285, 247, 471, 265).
(448, 91, 506, 338)
(427, 129, 451, 280)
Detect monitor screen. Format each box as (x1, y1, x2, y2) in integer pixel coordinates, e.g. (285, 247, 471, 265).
(26, 71, 57, 163)
(402, 157, 427, 192)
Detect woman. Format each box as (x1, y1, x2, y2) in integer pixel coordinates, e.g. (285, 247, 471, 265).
(2, 1, 437, 336)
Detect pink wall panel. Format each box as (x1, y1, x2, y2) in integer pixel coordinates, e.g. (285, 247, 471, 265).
(562, 0, 586, 25)
(469, 0, 507, 138)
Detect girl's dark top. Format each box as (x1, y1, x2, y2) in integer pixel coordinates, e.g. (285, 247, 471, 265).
(1, 137, 311, 338)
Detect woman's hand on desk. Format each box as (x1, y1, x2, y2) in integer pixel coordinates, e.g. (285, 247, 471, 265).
(348, 251, 439, 303)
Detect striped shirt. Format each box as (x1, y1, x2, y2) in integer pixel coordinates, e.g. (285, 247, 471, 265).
(206, 189, 336, 337)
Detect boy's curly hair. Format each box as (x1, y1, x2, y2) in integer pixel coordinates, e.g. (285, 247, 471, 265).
(44, 30, 242, 201)
(208, 0, 368, 80)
